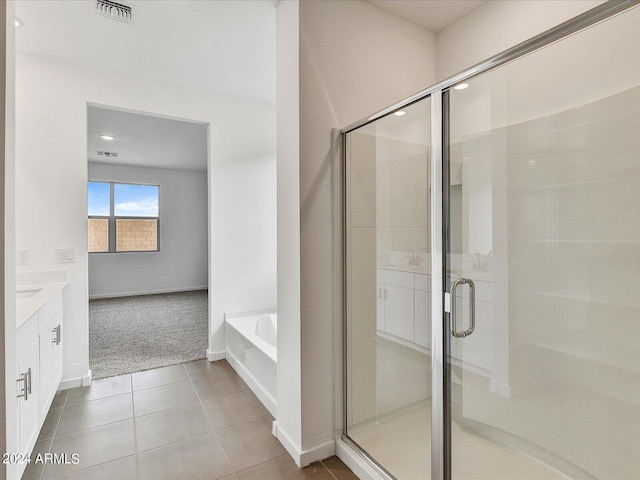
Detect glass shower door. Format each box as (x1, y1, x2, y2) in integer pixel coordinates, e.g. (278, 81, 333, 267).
(446, 6, 640, 479)
(344, 97, 432, 479)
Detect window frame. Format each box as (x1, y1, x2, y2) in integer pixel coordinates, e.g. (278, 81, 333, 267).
(88, 181, 161, 254)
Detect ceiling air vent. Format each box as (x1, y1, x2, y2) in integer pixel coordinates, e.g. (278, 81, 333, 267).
(96, 0, 132, 23)
(97, 151, 119, 158)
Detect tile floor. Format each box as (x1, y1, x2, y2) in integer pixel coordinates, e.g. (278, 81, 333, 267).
(24, 360, 358, 480)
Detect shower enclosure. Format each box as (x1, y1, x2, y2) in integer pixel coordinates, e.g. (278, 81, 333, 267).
(342, 2, 640, 479)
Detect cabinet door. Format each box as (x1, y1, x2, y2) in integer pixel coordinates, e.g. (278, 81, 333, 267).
(39, 312, 63, 419)
(384, 285, 414, 342)
(414, 289, 431, 348)
(377, 284, 385, 331)
(17, 338, 40, 456)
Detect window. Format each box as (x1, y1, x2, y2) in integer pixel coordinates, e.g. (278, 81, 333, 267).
(88, 181, 159, 253)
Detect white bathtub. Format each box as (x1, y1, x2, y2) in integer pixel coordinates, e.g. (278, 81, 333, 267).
(225, 312, 277, 416)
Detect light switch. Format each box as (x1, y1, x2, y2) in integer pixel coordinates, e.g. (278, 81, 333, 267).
(56, 248, 76, 263)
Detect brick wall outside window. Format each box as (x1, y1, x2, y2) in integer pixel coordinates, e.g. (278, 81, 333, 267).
(88, 218, 109, 253)
(116, 219, 158, 252)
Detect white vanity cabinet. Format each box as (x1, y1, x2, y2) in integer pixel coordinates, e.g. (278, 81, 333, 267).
(414, 273, 431, 348)
(39, 308, 63, 420)
(15, 290, 63, 479)
(376, 267, 493, 375)
(16, 335, 40, 459)
(376, 284, 385, 331)
(384, 284, 415, 342)
(377, 269, 415, 343)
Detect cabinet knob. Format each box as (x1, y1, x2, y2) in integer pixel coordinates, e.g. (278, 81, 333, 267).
(17, 368, 31, 400)
(52, 324, 61, 345)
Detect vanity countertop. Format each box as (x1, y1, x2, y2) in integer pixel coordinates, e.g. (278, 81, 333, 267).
(378, 264, 430, 275)
(16, 271, 68, 330)
(377, 264, 493, 282)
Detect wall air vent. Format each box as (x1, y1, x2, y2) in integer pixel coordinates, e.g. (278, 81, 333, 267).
(97, 151, 119, 158)
(96, 0, 132, 23)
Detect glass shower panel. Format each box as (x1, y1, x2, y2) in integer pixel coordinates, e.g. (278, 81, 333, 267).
(345, 97, 431, 479)
(447, 6, 640, 479)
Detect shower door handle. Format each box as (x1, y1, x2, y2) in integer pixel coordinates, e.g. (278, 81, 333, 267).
(450, 278, 475, 338)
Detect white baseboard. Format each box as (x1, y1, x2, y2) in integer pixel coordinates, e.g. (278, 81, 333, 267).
(336, 437, 386, 480)
(89, 286, 208, 300)
(272, 421, 335, 468)
(271, 421, 301, 464)
(59, 370, 92, 390)
(207, 349, 226, 361)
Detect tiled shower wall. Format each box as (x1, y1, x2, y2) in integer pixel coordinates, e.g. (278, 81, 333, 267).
(461, 85, 640, 479)
(376, 135, 430, 268)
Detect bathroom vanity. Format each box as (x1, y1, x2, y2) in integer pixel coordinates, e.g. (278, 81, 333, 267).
(15, 272, 66, 479)
(376, 264, 495, 375)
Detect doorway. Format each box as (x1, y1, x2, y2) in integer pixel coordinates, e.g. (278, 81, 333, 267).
(87, 105, 210, 379)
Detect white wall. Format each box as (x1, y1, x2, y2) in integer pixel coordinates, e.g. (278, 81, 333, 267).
(88, 162, 208, 298)
(436, 0, 606, 81)
(276, 0, 437, 464)
(15, 52, 277, 385)
(275, 0, 302, 460)
(2, 1, 17, 478)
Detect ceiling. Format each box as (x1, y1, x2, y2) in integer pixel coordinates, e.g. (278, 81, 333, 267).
(15, 0, 277, 105)
(365, 0, 487, 32)
(87, 106, 208, 171)
(15, 0, 486, 109)
(16, 0, 485, 171)
(15, 0, 275, 171)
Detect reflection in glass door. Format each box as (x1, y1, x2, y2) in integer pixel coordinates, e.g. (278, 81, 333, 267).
(446, 5, 640, 479)
(344, 97, 432, 479)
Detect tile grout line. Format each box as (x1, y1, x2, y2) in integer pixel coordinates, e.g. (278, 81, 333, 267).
(42, 362, 236, 479)
(51, 371, 189, 479)
(137, 431, 212, 457)
(47, 360, 350, 480)
(231, 453, 290, 476)
(184, 362, 237, 476)
(55, 367, 220, 441)
(38, 389, 69, 480)
(185, 360, 283, 476)
(47, 393, 136, 439)
(47, 454, 138, 480)
(321, 459, 340, 480)
(130, 373, 140, 480)
(48, 377, 137, 480)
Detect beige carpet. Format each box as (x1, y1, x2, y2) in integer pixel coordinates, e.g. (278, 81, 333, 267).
(89, 290, 208, 379)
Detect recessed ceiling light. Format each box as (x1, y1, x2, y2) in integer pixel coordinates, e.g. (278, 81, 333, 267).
(453, 83, 469, 90)
(394, 111, 406, 116)
(15, 18, 23, 28)
(100, 135, 115, 141)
